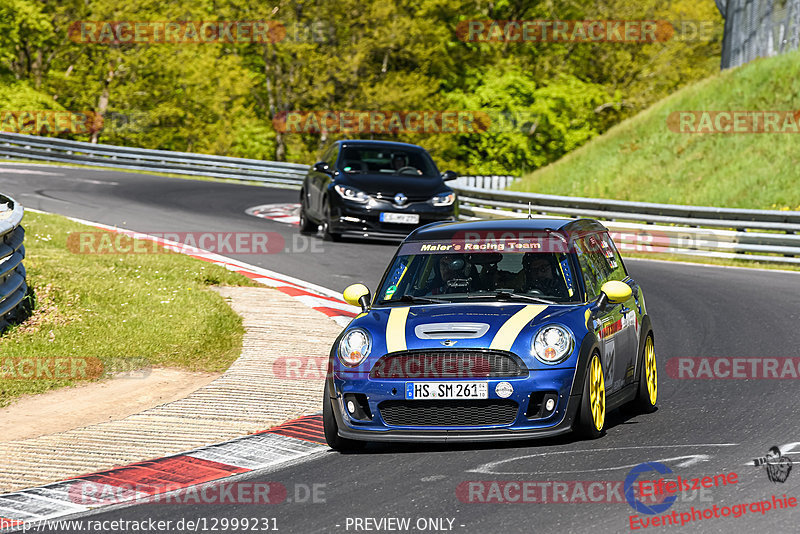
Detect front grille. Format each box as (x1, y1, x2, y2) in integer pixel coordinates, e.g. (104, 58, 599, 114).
(379, 399, 519, 427)
(370, 349, 525, 379)
(373, 193, 431, 203)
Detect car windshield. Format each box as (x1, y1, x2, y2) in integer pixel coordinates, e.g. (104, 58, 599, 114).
(337, 146, 438, 177)
(377, 239, 580, 304)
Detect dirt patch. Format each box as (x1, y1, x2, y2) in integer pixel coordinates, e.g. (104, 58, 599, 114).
(0, 367, 219, 442)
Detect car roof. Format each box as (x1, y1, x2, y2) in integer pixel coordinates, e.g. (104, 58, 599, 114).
(406, 218, 608, 242)
(337, 139, 424, 150)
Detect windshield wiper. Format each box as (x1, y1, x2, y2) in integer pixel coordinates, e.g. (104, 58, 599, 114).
(380, 295, 449, 305)
(462, 290, 556, 305)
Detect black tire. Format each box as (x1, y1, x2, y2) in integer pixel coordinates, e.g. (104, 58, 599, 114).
(626, 333, 658, 414)
(298, 195, 316, 234)
(576, 352, 606, 439)
(322, 381, 365, 451)
(321, 202, 341, 242)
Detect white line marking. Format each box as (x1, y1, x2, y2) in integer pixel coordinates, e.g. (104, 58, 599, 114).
(469, 444, 738, 475)
(0, 168, 63, 176)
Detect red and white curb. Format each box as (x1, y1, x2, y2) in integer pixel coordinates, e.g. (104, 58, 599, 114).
(30, 210, 359, 327)
(245, 203, 300, 226)
(0, 416, 327, 530)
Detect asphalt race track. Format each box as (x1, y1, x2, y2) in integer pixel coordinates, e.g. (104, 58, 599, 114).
(2, 163, 799, 533)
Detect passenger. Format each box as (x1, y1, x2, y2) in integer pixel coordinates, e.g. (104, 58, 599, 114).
(522, 253, 568, 297)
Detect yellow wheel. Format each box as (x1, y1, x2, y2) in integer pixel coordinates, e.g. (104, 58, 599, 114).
(626, 332, 658, 414)
(578, 353, 606, 438)
(644, 336, 657, 405)
(589, 355, 606, 431)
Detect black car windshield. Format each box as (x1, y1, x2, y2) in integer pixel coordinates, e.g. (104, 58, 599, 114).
(337, 146, 438, 177)
(377, 239, 580, 304)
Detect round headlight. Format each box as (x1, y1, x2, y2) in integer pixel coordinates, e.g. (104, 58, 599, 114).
(338, 328, 371, 367)
(533, 325, 574, 364)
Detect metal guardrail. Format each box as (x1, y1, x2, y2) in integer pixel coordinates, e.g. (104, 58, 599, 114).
(0, 132, 308, 187)
(0, 193, 27, 330)
(453, 186, 800, 264)
(2, 133, 798, 264)
(453, 175, 517, 190)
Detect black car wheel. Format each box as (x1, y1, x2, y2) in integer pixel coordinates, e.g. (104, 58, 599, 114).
(322, 381, 365, 452)
(298, 195, 316, 234)
(321, 202, 341, 242)
(576, 352, 606, 439)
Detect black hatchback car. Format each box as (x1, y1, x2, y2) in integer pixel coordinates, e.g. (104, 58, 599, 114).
(299, 140, 458, 240)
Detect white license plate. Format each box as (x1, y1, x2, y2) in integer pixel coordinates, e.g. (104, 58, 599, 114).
(380, 212, 419, 224)
(405, 382, 488, 400)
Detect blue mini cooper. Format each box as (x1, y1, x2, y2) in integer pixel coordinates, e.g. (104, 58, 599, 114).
(323, 218, 658, 450)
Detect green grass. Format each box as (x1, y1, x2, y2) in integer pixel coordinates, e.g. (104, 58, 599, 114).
(513, 49, 800, 211)
(0, 211, 258, 407)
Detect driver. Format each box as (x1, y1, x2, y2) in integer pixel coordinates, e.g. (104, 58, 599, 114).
(391, 153, 408, 171)
(431, 254, 474, 294)
(522, 253, 566, 297)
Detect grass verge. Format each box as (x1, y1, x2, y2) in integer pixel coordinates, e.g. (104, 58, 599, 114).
(512, 49, 800, 211)
(0, 210, 258, 407)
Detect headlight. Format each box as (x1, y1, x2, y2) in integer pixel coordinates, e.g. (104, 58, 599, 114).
(334, 184, 369, 203)
(431, 192, 455, 206)
(533, 325, 574, 364)
(338, 328, 372, 367)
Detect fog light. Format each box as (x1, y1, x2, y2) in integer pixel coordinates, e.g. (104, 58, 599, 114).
(342, 393, 372, 420)
(545, 398, 555, 411)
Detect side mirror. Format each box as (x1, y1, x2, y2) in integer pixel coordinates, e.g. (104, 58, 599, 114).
(442, 170, 458, 181)
(343, 283, 371, 312)
(590, 281, 632, 321)
(600, 280, 633, 304)
(313, 161, 331, 174)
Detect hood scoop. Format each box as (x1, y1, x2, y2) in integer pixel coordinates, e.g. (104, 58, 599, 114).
(414, 322, 490, 340)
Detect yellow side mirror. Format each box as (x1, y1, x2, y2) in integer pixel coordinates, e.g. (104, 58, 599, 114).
(601, 280, 632, 304)
(343, 283, 371, 310)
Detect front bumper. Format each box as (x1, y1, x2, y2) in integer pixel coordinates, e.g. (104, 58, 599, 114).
(328, 368, 580, 443)
(328, 196, 456, 237)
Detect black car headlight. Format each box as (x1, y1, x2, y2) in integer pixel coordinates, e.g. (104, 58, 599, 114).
(334, 184, 369, 203)
(430, 192, 456, 206)
(338, 328, 372, 367)
(532, 325, 574, 364)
